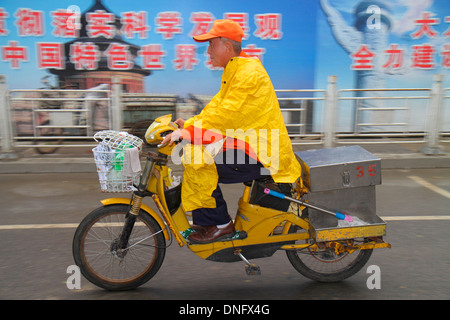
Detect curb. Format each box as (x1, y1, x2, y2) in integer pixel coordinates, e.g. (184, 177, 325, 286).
(380, 154, 450, 169)
(0, 158, 96, 174)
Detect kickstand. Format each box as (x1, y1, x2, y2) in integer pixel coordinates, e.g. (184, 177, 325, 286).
(234, 249, 261, 276)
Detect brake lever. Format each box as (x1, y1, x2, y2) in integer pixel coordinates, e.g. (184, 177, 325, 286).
(157, 141, 168, 148)
(157, 133, 182, 148)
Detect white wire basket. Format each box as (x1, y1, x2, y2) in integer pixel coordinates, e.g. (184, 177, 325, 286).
(92, 131, 143, 193)
(93, 130, 143, 150)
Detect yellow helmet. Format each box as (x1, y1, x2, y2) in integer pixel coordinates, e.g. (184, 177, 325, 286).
(145, 114, 179, 155)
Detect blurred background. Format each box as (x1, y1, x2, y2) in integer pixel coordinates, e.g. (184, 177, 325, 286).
(1, 0, 449, 156)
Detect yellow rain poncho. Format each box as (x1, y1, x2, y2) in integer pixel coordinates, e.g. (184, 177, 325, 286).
(181, 55, 301, 211)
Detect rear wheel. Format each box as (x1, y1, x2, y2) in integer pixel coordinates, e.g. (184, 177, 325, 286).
(286, 239, 373, 282)
(73, 204, 166, 290)
(34, 120, 63, 154)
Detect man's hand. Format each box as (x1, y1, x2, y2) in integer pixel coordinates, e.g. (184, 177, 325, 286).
(161, 129, 184, 146)
(174, 118, 185, 128)
(160, 118, 186, 146)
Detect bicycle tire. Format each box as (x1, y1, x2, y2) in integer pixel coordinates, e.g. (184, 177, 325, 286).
(34, 120, 63, 154)
(286, 241, 373, 282)
(73, 204, 166, 291)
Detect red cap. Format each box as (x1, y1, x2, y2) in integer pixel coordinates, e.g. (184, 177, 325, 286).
(193, 19, 244, 43)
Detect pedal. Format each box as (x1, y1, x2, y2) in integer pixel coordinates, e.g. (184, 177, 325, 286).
(245, 264, 261, 276)
(234, 249, 261, 276)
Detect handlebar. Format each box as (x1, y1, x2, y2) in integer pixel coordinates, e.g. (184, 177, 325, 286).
(140, 150, 168, 162)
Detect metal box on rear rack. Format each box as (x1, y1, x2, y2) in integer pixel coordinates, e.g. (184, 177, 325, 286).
(295, 145, 386, 241)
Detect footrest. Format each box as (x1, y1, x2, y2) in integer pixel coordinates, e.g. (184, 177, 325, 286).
(185, 229, 248, 245)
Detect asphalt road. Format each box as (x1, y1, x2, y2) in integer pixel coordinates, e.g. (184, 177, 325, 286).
(0, 168, 449, 301)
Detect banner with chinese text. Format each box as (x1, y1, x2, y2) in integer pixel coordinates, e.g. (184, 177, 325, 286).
(1, 0, 449, 132)
(316, 0, 450, 131)
(0, 0, 318, 95)
(316, 0, 450, 90)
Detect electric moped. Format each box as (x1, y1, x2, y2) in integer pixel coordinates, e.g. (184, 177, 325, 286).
(72, 115, 390, 291)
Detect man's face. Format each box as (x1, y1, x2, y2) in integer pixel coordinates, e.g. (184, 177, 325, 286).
(207, 37, 231, 68)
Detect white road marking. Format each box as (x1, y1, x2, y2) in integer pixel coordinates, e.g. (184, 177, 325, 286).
(408, 175, 450, 199)
(0, 223, 79, 230)
(1, 216, 449, 230)
(381, 216, 450, 221)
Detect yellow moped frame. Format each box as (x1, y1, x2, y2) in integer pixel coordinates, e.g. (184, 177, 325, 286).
(187, 189, 314, 260)
(152, 165, 315, 260)
(100, 197, 171, 241)
(101, 160, 390, 262)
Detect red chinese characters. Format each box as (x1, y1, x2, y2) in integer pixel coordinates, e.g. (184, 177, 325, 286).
(37, 43, 64, 69)
(351, 45, 375, 70)
(383, 44, 404, 69)
(0, 8, 9, 36)
(173, 45, 198, 71)
(51, 8, 81, 38)
(2, 8, 290, 72)
(189, 12, 215, 37)
(1, 40, 27, 68)
(445, 16, 450, 37)
(155, 12, 183, 40)
(121, 11, 149, 39)
(352, 43, 439, 70)
(411, 44, 435, 69)
(105, 43, 133, 70)
(86, 10, 115, 38)
(254, 14, 282, 40)
(14, 8, 44, 36)
(347, 10, 450, 71)
(70, 42, 100, 70)
(139, 44, 166, 70)
(411, 11, 439, 39)
(5, 6, 450, 74)
(441, 44, 450, 68)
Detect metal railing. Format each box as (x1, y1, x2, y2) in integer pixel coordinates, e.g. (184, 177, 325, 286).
(336, 88, 430, 139)
(277, 88, 326, 145)
(1, 74, 448, 158)
(9, 88, 111, 149)
(278, 75, 448, 153)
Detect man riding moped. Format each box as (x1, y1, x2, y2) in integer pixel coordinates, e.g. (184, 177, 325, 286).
(162, 19, 301, 244)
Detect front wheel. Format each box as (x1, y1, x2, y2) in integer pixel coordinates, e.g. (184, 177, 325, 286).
(34, 120, 64, 154)
(73, 204, 166, 291)
(286, 240, 373, 282)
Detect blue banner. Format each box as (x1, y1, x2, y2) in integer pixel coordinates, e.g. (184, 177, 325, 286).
(0, 0, 318, 95)
(1, 0, 449, 95)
